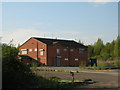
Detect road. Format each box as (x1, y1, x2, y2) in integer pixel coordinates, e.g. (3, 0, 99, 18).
(35, 67, 119, 88)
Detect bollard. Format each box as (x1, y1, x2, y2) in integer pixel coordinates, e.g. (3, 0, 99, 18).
(70, 71, 74, 83)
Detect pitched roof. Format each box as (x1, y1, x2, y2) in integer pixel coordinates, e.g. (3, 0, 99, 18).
(33, 37, 87, 48)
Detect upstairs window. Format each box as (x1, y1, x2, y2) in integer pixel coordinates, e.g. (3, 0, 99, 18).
(79, 48, 84, 53)
(57, 49, 60, 54)
(70, 49, 74, 52)
(64, 48, 67, 51)
(40, 49, 44, 56)
(21, 49, 28, 54)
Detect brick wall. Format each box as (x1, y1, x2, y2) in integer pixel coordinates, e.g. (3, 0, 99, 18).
(19, 38, 47, 65)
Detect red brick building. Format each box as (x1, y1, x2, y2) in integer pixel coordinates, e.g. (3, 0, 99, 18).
(19, 37, 88, 66)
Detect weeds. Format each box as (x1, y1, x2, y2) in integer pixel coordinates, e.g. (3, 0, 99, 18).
(79, 59, 120, 70)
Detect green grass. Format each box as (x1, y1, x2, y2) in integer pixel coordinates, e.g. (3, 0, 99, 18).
(34, 76, 95, 89)
(57, 78, 95, 89)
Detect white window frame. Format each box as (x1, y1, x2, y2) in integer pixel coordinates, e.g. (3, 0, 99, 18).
(21, 49, 28, 54)
(75, 58, 79, 61)
(21, 49, 27, 51)
(40, 49, 44, 56)
(64, 58, 68, 60)
(35, 48, 37, 51)
(56, 48, 60, 54)
(64, 48, 67, 51)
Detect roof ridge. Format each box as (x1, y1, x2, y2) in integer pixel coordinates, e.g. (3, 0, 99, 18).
(19, 37, 87, 48)
(32, 37, 74, 41)
(32, 37, 87, 48)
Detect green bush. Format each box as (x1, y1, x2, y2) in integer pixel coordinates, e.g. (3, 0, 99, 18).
(2, 43, 61, 88)
(31, 62, 38, 70)
(48, 77, 60, 82)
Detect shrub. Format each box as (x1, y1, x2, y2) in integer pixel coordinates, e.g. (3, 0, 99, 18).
(2, 43, 61, 88)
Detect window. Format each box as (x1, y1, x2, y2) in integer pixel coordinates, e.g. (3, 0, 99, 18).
(64, 48, 67, 51)
(56, 49, 60, 54)
(40, 49, 44, 56)
(29, 49, 32, 52)
(21, 49, 28, 54)
(79, 48, 84, 53)
(75, 58, 79, 61)
(70, 49, 74, 52)
(64, 58, 68, 60)
(35, 48, 37, 51)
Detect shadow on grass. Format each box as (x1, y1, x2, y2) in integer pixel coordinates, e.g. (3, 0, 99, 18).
(33, 76, 96, 89)
(56, 79, 96, 89)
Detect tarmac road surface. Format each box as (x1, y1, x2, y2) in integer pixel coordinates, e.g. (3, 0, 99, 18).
(36, 67, 119, 88)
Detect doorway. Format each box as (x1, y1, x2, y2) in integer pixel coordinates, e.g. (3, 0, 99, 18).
(56, 56, 61, 66)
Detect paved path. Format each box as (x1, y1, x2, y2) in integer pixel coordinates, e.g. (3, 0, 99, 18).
(35, 67, 119, 88)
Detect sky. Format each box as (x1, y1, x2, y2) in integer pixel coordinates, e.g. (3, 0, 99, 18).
(1, 1, 118, 46)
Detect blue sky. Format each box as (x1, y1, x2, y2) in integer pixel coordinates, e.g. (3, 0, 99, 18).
(2, 2, 118, 45)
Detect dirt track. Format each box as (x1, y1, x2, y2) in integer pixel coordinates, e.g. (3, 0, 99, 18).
(35, 68, 119, 88)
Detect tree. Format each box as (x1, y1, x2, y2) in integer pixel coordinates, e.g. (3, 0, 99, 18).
(2, 43, 18, 60)
(100, 42, 111, 60)
(88, 45, 94, 58)
(93, 38, 104, 57)
(100, 46, 110, 60)
(109, 40, 115, 57)
(114, 36, 120, 57)
(117, 36, 120, 57)
(2, 43, 35, 88)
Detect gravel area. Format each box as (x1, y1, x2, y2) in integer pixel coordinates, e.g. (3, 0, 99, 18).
(35, 67, 119, 88)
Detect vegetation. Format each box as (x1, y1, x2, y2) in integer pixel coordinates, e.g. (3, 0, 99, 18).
(82, 60, 120, 70)
(87, 36, 120, 60)
(78, 36, 120, 69)
(2, 43, 62, 88)
(2, 35, 119, 88)
(2, 43, 91, 89)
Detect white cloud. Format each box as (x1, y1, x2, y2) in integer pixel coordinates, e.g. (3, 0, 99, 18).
(2, 29, 45, 46)
(2, 29, 81, 46)
(2, 28, 108, 45)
